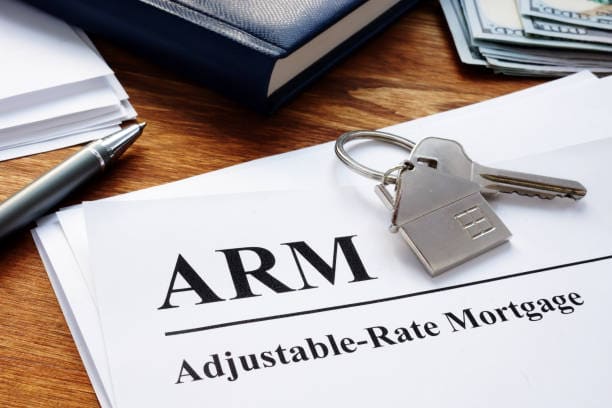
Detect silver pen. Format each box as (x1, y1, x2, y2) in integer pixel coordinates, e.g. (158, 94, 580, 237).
(0, 123, 146, 240)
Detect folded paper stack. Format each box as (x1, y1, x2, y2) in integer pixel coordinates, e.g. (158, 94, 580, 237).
(0, 0, 136, 161)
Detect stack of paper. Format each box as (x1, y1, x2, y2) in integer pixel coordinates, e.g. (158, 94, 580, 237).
(441, 0, 612, 76)
(0, 0, 136, 161)
(33, 72, 612, 407)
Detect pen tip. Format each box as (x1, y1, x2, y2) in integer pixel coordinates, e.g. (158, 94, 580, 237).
(138, 122, 147, 131)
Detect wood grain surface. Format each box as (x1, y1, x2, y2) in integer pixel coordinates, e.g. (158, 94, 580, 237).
(0, 2, 543, 406)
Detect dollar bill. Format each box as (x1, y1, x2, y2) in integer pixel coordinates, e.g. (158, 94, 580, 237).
(463, 0, 612, 52)
(439, 0, 487, 65)
(479, 44, 612, 66)
(484, 56, 612, 76)
(523, 14, 612, 44)
(519, 0, 612, 31)
(438, 0, 612, 76)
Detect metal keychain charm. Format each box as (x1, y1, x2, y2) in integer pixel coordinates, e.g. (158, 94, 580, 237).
(335, 130, 511, 276)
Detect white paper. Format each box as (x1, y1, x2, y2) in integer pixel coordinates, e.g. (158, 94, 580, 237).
(32, 216, 114, 408)
(383, 72, 612, 165)
(0, 78, 118, 132)
(80, 136, 612, 408)
(0, 1, 136, 160)
(0, 126, 121, 161)
(84, 169, 612, 407)
(0, 0, 112, 99)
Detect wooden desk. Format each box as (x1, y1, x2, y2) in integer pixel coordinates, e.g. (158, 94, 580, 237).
(0, 2, 542, 406)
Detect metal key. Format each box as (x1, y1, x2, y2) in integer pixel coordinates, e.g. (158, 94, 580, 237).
(408, 137, 586, 200)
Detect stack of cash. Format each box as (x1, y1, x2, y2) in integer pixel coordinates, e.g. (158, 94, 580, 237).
(440, 0, 612, 76)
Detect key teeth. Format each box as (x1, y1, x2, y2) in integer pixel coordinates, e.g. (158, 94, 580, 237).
(500, 190, 558, 200)
(535, 193, 554, 200)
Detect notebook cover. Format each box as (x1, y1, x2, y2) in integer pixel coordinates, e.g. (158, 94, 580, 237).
(23, 0, 420, 112)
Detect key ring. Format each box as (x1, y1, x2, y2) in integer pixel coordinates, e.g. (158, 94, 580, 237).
(335, 130, 415, 183)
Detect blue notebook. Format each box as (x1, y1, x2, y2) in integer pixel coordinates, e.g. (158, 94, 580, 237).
(23, 0, 420, 112)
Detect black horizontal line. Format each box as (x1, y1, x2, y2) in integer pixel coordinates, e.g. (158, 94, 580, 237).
(165, 254, 612, 336)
